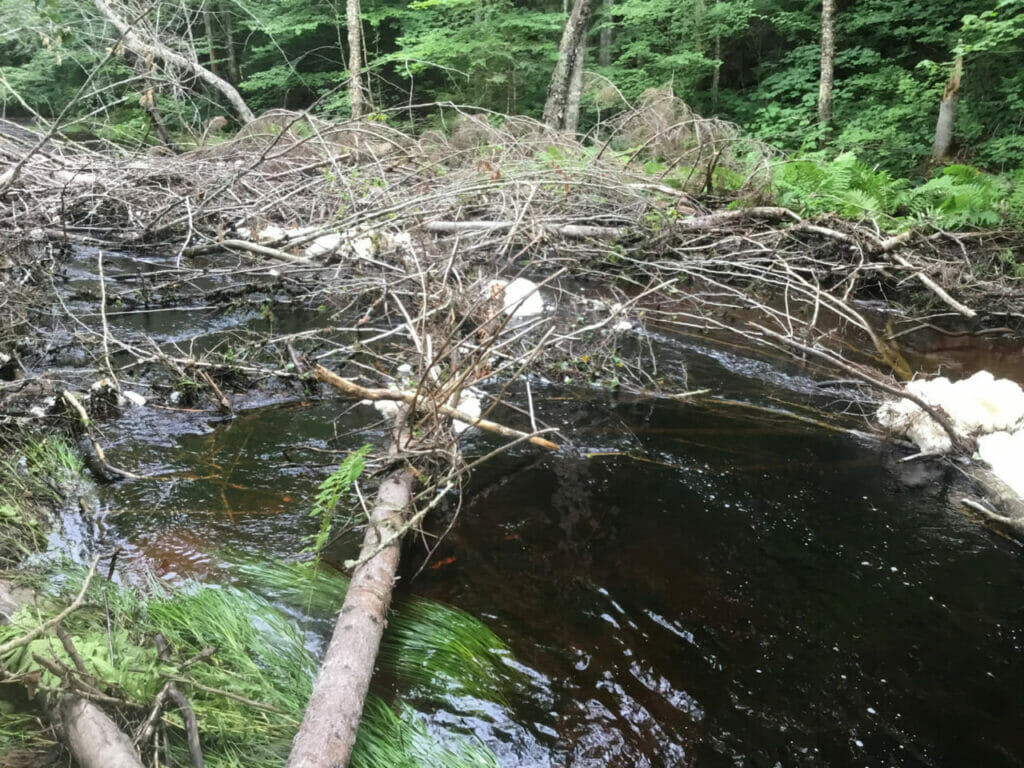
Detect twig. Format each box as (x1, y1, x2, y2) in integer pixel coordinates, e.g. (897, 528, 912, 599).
(314, 365, 561, 451)
(0, 556, 100, 657)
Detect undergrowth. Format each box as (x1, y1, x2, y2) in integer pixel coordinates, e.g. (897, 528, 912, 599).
(0, 434, 84, 565)
(0, 558, 523, 768)
(769, 152, 1024, 230)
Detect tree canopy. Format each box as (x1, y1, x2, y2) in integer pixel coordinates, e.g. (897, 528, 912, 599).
(2, 0, 1024, 182)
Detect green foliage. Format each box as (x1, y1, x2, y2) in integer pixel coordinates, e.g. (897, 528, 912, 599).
(1, 558, 521, 767)
(352, 699, 499, 768)
(772, 151, 908, 220)
(0, 436, 84, 564)
(307, 444, 371, 554)
(904, 164, 1011, 228)
(770, 151, 1022, 230)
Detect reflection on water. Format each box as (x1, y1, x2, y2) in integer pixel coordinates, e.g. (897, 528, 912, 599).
(408, 395, 1024, 768)
(72, 257, 1024, 767)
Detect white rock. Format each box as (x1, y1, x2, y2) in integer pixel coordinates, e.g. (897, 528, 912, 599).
(612, 319, 633, 332)
(121, 390, 146, 407)
(360, 398, 400, 419)
(255, 224, 288, 243)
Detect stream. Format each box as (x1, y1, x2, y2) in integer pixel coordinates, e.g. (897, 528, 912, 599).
(33, 247, 1024, 767)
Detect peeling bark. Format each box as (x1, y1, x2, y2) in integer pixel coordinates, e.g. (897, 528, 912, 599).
(932, 54, 963, 162)
(817, 0, 835, 128)
(347, 0, 365, 118)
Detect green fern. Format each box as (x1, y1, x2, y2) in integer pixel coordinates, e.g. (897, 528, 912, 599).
(907, 166, 1010, 228)
(307, 444, 371, 554)
(1007, 169, 1024, 227)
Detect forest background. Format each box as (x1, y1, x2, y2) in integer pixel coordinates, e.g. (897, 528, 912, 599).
(3, 0, 1024, 230)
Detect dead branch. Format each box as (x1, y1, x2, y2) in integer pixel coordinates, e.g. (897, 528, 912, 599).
(314, 365, 561, 451)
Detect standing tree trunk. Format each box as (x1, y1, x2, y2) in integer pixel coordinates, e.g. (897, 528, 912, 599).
(543, 0, 593, 132)
(201, 4, 217, 74)
(598, 0, 613, 66)
(91, 0, 254, 124)
(711, 34, 721, 108)
(346, 0, 365, 118)
(817, 0, 835, 128)
(932, 53, 963, 162)
(221, 2, 241, 84)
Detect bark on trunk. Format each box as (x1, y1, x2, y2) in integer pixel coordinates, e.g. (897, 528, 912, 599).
(598, 0, 613, 67)
(711, 34, 721, 107)
(347, 0, 365, 119)
(61, 695, 145, 768)
(542, 0, 593, 131)
(286, 425, 413, 768)
(932, 54, 963, 162)
(563, 35, 586, 134)
(817, 0, 835, 128)
(221, 3, 240, 84)
(201, 5, 217, 74)
(90, 0, 254, 124)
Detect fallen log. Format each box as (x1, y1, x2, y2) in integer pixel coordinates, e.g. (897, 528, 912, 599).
(60, 695, 145, 768)
(286, 417, 414, 768)
(425, 219, 623, 239)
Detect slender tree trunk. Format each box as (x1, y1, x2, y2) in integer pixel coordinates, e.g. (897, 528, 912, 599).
(286, 399, 413, 768)
(598, 0, 613, 66)
(347, 0, 365, 118)
(817, 0, 835, 128)
(563, 35, 586, 133)
(543, 0, 593, 131)
(932, 53, 963, 162)
(91, 0, 254, 124)
(201, 4, 217, 74)
(221, 2, 240, 84)
(711, 34, 721, 108)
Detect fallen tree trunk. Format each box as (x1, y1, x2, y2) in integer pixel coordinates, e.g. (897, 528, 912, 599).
(60, 695, 145, 768)
(286, 418, 414, 768)
(91, 0, 255, 125)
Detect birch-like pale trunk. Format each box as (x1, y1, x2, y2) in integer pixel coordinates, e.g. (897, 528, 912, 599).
(286, 406, 413, 768)
(817, 0, 835, 127)
(347, 0, 365, 118)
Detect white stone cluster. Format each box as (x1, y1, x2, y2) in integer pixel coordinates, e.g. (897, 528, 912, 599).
(876, 370, 1024, 496)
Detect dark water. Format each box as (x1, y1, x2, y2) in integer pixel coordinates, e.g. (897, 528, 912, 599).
(49, 248, 1024, 767)
(88, 351, 1024, 768)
